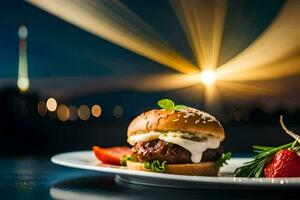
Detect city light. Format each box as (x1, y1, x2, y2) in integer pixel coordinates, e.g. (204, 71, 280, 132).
(113, 105, 123, 118)
(37, 101, 47, 116)
(57, 104, 70, 122)
(78, 105, 90, 121)
(69, 105, 78, 121)
(200, 70, 216, 86)
(40, 101, 105, 122)
(46, 98, 57, 112)
(91, 104, 102, 117)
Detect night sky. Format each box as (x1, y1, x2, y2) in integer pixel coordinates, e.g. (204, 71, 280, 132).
(0, 0, 287, 108)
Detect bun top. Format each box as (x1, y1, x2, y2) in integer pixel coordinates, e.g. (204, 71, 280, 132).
(127, 108, 225, 141)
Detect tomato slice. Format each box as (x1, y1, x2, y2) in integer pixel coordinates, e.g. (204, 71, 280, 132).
(93, 146, 132, 165)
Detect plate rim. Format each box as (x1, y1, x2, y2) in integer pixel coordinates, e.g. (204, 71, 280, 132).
(51, 151, 300, 186)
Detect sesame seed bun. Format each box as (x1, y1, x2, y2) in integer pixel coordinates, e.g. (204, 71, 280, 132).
(126, 160, 219, 176)
(127, 108, 225, 141)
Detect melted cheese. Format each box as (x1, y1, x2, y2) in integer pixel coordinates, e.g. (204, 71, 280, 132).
(128, 131, 220, 163)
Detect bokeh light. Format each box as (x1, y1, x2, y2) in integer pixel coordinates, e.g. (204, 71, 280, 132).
(46, 98, 57, 112)
(113, 105, 123, 118)
(57, 104, 70, 122)
(69, 106, 78, 121)
(37, 101, 47, 116)
(91, 104, 102, 117)
(78, 105, 90, 121)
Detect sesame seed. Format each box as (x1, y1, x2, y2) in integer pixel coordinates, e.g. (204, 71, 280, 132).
(173, 118, 179, 122)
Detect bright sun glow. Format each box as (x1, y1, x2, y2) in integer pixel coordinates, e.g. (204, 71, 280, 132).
(200, 70, 216, 85)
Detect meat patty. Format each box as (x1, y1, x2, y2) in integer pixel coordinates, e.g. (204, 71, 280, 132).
(132, 139, 223, 164)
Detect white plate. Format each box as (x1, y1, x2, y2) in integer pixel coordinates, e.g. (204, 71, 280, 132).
(51, 151, 300, 189)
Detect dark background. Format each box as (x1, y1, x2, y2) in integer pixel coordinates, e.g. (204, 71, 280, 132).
(1, 0, 299, 156)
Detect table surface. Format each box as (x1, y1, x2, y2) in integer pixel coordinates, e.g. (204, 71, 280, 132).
(0, 157, 298, 200)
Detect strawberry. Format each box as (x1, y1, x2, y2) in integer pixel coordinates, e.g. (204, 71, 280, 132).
(264, 149, 300, 177)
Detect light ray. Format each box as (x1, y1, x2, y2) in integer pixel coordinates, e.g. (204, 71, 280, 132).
(129, 73, 202, 91)
(216, 81, 282, 97)
(217, 53, 300, 81)
(203, 84, 222, 114)
(27, 0, 199, 74)
(217, 0, 300, 77)
(171, 0, 227, 70)
(18, 73, 202, 99)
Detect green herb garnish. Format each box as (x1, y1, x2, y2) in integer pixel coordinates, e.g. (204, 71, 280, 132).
(143, 160, 167, 172)
(158, 99, 188, 110)
(234, 116, 300, 178)
(216, 152, 231, 167)
(120, 155, 132, 166)
(174, 105, 188, 110)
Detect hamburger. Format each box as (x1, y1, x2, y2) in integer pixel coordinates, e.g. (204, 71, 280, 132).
(125, 99, 228, 176)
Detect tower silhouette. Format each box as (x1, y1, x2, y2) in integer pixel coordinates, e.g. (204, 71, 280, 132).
(0, 25, 40, 155)
(17, 25, 30, 92)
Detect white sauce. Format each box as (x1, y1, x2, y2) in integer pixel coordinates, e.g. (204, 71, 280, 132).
(128, 131, 220, 163)
(159, 134, 220, 163)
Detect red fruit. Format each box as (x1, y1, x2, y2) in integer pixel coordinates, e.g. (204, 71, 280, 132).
(93, 146, 132, 165)
(264, 149, 300, 177)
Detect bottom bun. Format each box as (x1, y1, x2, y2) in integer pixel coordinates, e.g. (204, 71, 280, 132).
(126, 161, 219, 176)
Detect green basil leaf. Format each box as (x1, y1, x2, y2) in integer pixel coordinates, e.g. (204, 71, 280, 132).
(174, 105, 188, 110)
(158, 99, 175, 109)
